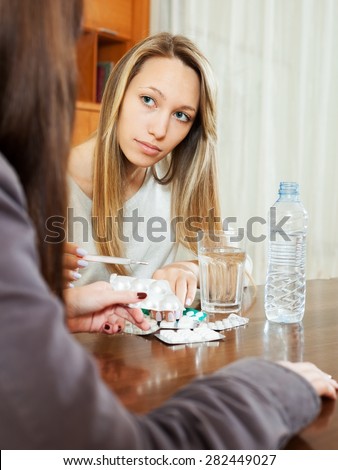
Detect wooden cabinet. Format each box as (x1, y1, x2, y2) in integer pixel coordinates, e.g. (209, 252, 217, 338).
(72, 0, 150, 146)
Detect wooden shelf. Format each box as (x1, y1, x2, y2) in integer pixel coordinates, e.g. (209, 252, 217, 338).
(76, 101, 101, 112)
(73, 0, 149, 146)
(73, 101, 101, 146)
(76, 28, 131, 103)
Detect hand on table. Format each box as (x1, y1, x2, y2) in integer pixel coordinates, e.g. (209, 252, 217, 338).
(279, 361, 338, 400)
(64, 281, 150, 334)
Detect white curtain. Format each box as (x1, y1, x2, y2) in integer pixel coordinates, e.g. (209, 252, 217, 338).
(151, 0, 338, 284)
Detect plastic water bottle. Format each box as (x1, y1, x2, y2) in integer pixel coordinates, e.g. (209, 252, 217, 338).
(264, 182, 308, 323)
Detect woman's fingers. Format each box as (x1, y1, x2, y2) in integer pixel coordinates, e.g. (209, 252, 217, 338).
(101, 321, 123, 335)
(63, 253, 80, 271)
(175, 272, 197, 307)
(86, 305, 149, 334)
(64, 282, 150, 333)
(153, 263, 198, 307)
(319, 379, 338, 400)
(63, 268, 82, 284)
(279, 361, 338, 399)
(63, 244, 88, 270)
(62, 244, 88, 286)
(112, 305, 150, 330)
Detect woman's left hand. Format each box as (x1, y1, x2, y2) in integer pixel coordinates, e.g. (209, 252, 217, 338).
(64, 281, 149, 334)
(152, 261, 199, 308)
(279, 361, 338, 400)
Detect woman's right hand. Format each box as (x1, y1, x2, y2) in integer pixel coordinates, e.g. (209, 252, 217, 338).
(63, 242, 88, 287)
(279, 361, 338, 399)
(64, 281, 150, 334)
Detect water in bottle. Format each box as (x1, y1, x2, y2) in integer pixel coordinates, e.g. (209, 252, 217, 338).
(264, 182, 308, 323)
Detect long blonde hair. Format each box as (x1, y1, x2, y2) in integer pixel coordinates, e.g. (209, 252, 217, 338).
(92, 32, 222, 275)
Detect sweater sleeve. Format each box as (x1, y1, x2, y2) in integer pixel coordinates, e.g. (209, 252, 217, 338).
(0, 155, 320, 450)
(137, 357, 320, 449)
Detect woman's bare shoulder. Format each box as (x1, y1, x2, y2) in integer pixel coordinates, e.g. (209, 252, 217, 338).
(68, 137, 96, 197)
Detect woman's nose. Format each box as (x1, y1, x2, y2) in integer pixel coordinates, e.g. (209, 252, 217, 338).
(148, 113, 169, 139)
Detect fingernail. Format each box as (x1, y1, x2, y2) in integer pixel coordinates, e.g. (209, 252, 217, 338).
(156, 311, 162, 322)
(168, 311, 174, 322)
(68, 282, 74, 288)
(137, 292, 147, 299)
(185, 298, 192, 306)
(78, 259, 89, 268)
(76, 248, 88, 257)
(71, 271, 82, 280)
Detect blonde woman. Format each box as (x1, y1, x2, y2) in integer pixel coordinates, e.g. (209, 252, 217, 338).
(67, 32, 222, 307)
(1, 0, 337, 449)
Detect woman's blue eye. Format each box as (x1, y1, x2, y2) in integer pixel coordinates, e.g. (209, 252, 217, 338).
(142, 96, 155, 106)
(175, 111, 190, 122)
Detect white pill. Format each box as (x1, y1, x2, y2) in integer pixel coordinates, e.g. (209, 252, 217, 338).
(160, 294, 181, 311)
(149, 280, 170, 295)
(131, 278, 152, 291)
(143, 298, 161, 310)
(112, 275, 135, 290)
(222, 320, 231, 329)
(113, 280, 131, 290)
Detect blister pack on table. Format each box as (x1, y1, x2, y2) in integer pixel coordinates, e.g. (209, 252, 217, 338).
(110, 274, 249, 337)
(202, 314, 249, 331)
(155, 329, 225, 345)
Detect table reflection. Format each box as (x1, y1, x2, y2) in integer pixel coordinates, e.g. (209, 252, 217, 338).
(263, 321, 304, 361)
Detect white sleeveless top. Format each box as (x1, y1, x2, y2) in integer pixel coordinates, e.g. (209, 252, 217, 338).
(67, 164, 191, 286)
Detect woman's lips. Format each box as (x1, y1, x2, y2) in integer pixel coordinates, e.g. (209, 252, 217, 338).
(135, 139, 162, 156)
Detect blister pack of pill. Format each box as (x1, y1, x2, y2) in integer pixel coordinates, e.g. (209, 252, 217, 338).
(110, 275, 249, 336)
(153, 308, 206, 329)
(109, 274, 184, 318)
(122, 311, 202, 335)
(155, 328, 225, 345)
(122, 312, 249, 337)
(201, 314, 249, 331)
(123, 318, 159, 336)
(158, 312, 249, 331)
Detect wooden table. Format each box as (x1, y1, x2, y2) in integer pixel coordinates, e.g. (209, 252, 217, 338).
(75, 278, 338, 449)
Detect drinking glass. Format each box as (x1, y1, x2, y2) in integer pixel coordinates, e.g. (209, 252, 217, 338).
(198, 230, 246, 315)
